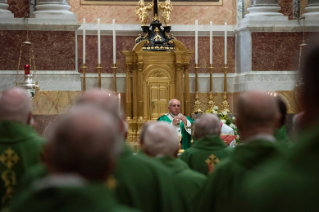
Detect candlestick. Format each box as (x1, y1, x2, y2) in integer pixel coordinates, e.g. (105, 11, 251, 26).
(113, 19, 116, 64)
(209, 64, 214, 92)
(195, 20, 198, 64)
(210, 21, 213, 65)
(97, 18, 101, 64)
(195, 63, 199, 92)
(81, 63, 88, 91)
(83, 18, 86, 64)
(224, 22, 227, 65)
(118, 93, 121, 113)
(111, 63, 117, 93)
(96, 63, 102, 89)
(221, 65, 230, 113)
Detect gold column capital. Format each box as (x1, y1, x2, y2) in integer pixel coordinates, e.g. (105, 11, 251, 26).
(137, 62, 144, 71)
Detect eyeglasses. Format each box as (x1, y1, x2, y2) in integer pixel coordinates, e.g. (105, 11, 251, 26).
(169, 104, 180, 108)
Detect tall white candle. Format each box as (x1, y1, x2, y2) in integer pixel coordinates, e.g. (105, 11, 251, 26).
(83, 18, 86, 64)
(97, 18, 101, 64)
(224, 22, 227, 65)
(118, 93, 121, 112)
(113, 19, 116, 64)
(195, 20, 198, 64)
(210, 21, 213, 65)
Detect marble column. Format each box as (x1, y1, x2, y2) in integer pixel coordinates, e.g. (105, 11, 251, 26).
(303, 0, 319, 19)
(34, 0, 75, 19)
(245, 0, 283, 17)
(0, 0, 13, 18)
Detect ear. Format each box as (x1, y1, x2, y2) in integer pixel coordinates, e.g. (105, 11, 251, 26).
(27, 112, 32, 125)
(274, 112, 282, 129)
(173, 147, 179, 158)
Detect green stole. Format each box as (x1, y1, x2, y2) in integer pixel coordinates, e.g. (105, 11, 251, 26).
(157, 115, 194, 149)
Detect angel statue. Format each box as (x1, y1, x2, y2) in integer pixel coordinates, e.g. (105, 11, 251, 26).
(221, 92, 231, 114)
(158, 0, 173, 26)
(136, 0, 153, 26)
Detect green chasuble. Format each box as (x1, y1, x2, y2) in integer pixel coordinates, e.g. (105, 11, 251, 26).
(195, 139, 282, 212)
(155, 156, 207, 212)
(0, 121, 45, 210)
(235, 124, 319, 212)
(113, 144, 189, 212)
(180, 136, 233, 176)
(11, 180, 141, 212)
(274, 126, 294, 152)
(157, 114, 194, 149)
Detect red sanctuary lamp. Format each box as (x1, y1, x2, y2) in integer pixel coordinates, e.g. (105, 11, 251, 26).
(24, 64, 30, 75)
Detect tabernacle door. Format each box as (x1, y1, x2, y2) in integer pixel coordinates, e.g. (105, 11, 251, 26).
(149, 82, 169, 120)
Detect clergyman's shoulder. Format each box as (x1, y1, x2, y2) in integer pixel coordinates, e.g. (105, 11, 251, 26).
(157, 114, 169, 120)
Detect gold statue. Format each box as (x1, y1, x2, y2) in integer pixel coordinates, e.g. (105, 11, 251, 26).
(136, 0, 153, 26)
(193, 92, 203, 114)
(221, 92, 230, 114)
(207, 92, 216, 113)
(158, 0, 173, 26)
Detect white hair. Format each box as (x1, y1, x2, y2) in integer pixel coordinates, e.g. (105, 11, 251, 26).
(0, 88, 32, 123)
(144, 122, 180, 157)
(168, 99, 180, 106)
(194, 114, 221, 139)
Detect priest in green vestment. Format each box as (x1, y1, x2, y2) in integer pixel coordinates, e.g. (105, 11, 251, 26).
(180, 114, 233, 176)
(195, 91, 284, 212)
(12, 106, 140, 212)
(0, 88, 45, 211)
(142, 121, 207, 212)
(157, 99, 194, 149)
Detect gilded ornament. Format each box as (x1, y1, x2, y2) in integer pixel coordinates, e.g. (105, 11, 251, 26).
(158, 0, 173, 26)
(221, 92, 230, 114)
(136, 0, 153, 26)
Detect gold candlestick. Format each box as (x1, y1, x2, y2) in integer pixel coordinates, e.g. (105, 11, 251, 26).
(111, 63, 117, 93)
(81, 63, 88, 91)
(221, 65, 230, 113)
(207, 64, 216, 112)
(193, 63, 203, 114)
(96, 63, 102, 89)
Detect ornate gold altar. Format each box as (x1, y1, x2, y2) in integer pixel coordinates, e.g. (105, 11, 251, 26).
(123, 0, 192, 146)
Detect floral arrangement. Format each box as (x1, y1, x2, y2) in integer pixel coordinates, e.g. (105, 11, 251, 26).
(205, 106, 240, 145)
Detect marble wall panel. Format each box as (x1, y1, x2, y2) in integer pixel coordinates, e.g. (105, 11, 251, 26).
(33, 115, 58, 137)
(0, 31, 76, 71)
(79, 36, 235, 73)
(7, 0, 29, 18)
(70, 0, 237, 25)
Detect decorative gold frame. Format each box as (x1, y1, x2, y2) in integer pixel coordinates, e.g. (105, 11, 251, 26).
(81, 0, 222, 6)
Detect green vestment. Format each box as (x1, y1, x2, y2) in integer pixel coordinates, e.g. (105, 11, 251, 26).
(235, 124, 319, 212)
(113, 144, 189, 212)
(179, 136, 233, 176)
(0, 121, 45, 210)
(155, 156, 207, 212)
(195, 139, 282, 212)
(11, 180, 141, 212)
(157, 114, 194, 149)
(274, 126, 294, 152)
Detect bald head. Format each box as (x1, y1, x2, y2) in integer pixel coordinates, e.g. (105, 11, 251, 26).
(236, 91, 279, 140)
(46, 105, 119, 182)
(0, 88, 32, 124)
(194, 114, 221, 140)
(144, 122, 180, 157)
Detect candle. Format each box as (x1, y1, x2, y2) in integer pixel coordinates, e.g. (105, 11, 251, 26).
(195, 20, 198, 64)
(113, 19, 116, 64)
(118, 93, 121, 112)
(210, 21, 213, 65)
(97, 18, 101, 64)
(83, 18, 86, 64)
(224, 22, 227, 65)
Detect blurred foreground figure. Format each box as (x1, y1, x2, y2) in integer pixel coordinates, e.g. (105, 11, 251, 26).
(238, 46, 319, 212)
(12, 106, 140, 212)
(0, 88, 45, 210)
(143, 122, 206, 212)
(196, 91, 282, 212)
(180, 114, 233, 175)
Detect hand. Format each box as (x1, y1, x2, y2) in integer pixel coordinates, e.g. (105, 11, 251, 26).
(179, 115, 187, 126)
(172, 117, 180, 125)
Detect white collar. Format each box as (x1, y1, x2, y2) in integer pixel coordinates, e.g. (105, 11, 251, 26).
(243, 134, 275, 144)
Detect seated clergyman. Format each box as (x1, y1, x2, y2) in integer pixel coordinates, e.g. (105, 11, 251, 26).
(157, 99, 194, 149)
(143, 122, 207, 212)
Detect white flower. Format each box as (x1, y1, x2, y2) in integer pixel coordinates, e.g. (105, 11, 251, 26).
(236, 135, 240, 139)
(222, 111, 227, 115)
(214, 106, 219, 110)
(221, 119, 226, 124)
(232, 116, 236, 121)
(230, 123, 237, 129)
(213, 111, 218, 114)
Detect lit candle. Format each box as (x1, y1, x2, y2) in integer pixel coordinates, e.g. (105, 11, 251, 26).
(224, 22, 227, 65)
(195, 20, 198, 64)
(97, 18, 101, 64)
(210, 21, 213, 65)
(113, 19, 116, 64)
(83, 18, 86, 64)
